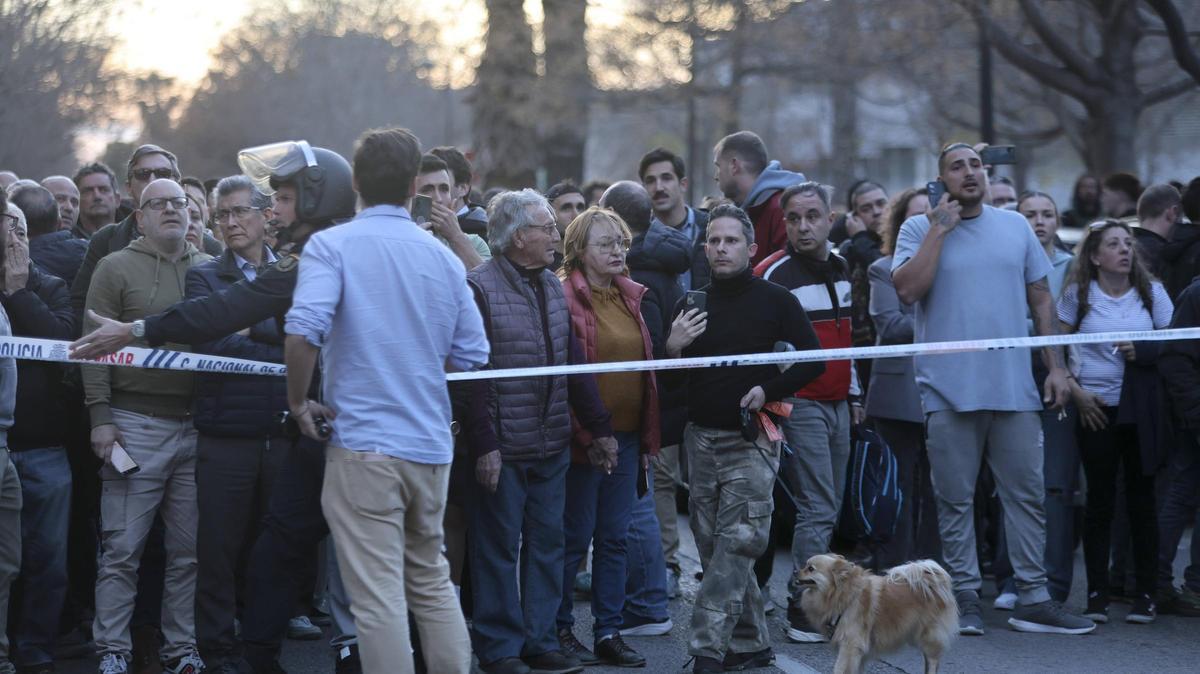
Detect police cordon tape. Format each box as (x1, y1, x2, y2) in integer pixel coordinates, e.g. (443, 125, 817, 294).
(3, 327, 1200, 381)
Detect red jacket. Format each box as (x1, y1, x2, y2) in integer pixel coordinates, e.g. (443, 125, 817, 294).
(561, 269, 661, 461)
(747, 190, 788, 267)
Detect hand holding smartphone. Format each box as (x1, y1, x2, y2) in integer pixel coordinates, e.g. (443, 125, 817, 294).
(685, 290, 707, 315)
(110, 442, 140, 476)
(411, 194, 433, 227)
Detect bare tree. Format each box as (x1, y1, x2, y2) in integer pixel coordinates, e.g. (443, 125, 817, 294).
(963, 0, 1200, 174)
(0, 0, 115, 177)
(542, 0, 591, 182)
(472, 0, 540, 187)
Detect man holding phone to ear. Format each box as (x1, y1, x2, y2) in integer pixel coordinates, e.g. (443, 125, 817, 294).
(892, 143, 1093, 637)
(664, 203, 823, 673)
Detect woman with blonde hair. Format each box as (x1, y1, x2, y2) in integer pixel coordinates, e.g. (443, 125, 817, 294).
(1057, 219, 1173, 625)
(554, 208, 661, 667)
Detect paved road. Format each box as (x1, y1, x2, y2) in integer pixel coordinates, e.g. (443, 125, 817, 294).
(56, 515, 1199, 673)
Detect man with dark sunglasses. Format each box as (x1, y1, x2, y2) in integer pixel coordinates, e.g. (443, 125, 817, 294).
(69, 145, 222, 322)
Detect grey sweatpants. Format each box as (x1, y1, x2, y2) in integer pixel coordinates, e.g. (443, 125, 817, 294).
(925, 410, 1052, 605)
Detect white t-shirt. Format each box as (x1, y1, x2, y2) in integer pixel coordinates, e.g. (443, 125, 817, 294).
(1056, 280, 1173, 406)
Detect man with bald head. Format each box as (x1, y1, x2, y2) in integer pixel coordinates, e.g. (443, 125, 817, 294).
(82, 178, 211, 674)
(0, 171, 17, 190)
(42, 176, 80, 231)
(12, 184, 87, 287)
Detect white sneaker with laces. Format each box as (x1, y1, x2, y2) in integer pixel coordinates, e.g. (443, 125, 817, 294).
(287, 614, 323, 640)
(99, 653, 129, 674)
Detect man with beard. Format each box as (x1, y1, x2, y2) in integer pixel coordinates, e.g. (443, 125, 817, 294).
(1061, 175, 1102, 230)
(892, 143, 1095, 637)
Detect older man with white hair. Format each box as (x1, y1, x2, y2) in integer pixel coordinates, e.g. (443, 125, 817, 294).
(465, 189, 618, 674)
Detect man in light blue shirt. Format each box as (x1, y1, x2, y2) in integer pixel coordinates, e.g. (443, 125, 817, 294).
(284, 127, 488, 674)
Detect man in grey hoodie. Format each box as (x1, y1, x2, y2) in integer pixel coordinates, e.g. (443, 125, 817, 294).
(82, 179, 211, 674)
(712, 131, 806, 267)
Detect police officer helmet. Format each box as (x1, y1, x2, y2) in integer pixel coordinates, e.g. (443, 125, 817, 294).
(237, 140, 356, 228)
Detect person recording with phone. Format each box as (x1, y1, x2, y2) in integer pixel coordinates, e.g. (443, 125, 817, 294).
(891, 143, 1094, 637)
(663, 204, 823, 674)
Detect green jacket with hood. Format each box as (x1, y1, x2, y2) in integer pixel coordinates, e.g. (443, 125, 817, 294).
(82, 237, 211, 427)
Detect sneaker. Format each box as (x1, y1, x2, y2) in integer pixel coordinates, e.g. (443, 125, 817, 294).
(666, 568, 681, 599)
(573, 571, 592, 600)
(618, 614, 673, 637)
(335, 645, 362, 674)
(522, 650, 583, 674)
(286, 615, 322, 641)
(556, 627, 599, 666)
(1083, 591, 1109, 623)
(785, 601, 827, 643)
(480, 658, 532, 674)
(993, 591, 1018, 611)
(594, 634, 645, 668)
(163, 651, 205, 674)
(1008, 599, 1096, 634)
(99, 654, 129, 674)
(308, 609, 332, 627)
(721, 647, 775, 671)
(956, 590, 985, 636)
(1126, 594, 1157, 624)
(1163, 585, 1200, 617)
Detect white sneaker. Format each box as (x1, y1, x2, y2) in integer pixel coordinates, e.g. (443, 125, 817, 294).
(287, 615, 323, 640)
(993, 591, 1018, 611)
(99, 653, 129, 674)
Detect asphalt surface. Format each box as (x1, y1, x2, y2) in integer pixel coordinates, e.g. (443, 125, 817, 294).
(54, 515, 1199, 673)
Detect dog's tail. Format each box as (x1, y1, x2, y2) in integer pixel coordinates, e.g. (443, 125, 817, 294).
(887, 560, 956, 610)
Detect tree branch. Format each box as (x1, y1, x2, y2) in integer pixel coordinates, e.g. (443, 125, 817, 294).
(961, 0, 1096, 103)
(1145, 76, 1198, 105)
(1016, 0, 1103, 84)
(1144, 0, 1200, 84)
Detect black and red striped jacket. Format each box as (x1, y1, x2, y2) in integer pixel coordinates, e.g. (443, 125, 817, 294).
(754, 244, 861, 402)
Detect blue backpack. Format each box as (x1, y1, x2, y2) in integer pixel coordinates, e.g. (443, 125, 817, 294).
(838, 425, 903, 543)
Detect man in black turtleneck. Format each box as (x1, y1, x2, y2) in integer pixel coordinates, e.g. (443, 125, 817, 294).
(665, 203, 823, 673)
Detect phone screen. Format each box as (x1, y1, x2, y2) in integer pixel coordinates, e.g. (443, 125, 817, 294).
(411, 194, 433, 224)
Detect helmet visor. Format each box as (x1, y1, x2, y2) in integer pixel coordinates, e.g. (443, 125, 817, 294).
(236, 140, 317, 195)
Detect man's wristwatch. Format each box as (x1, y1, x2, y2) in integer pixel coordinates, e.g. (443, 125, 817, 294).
(131, 320, 146, 338)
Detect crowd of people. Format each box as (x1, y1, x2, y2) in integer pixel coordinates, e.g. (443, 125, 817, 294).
(0, 126, 1198, 674)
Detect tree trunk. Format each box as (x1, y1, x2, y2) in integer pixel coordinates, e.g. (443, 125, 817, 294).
(1081, 98, 1140, 175)
(473, 0, 540, 187)
(830, 82, 859, 192)
(541, 0, 591, 183)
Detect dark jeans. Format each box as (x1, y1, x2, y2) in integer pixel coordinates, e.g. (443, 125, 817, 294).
(195, 434, 288, 664)
(1078, 409, 1158, 596)
(557, 433, 637, 640)
(8, 447, 71, 667)
(623, 464, 670, 623)
(241, 438, 354, 670)
(1158, 433, 1200, 592)
(63, 420, 100, 632)
(470, 449, 569, 665)
(870, 419, 941, 569)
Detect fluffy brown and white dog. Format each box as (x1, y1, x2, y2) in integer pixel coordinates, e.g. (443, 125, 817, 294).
(796, 554, 958, 674)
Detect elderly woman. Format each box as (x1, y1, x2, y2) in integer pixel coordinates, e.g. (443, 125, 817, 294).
(554, 208, 659, 668)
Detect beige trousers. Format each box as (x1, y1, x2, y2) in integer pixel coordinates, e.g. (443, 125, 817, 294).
(321, 446, 469, 674)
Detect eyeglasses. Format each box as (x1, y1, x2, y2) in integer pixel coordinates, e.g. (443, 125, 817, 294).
(140, 196, 189, 211)
(588, 237, 631, 253)
(130, 167, 178, 182)
(1, 213, 18, 230)
(524, 223, 559, 235)
(214, 205, 265, 223)
(1088, 219, 1124, 230)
